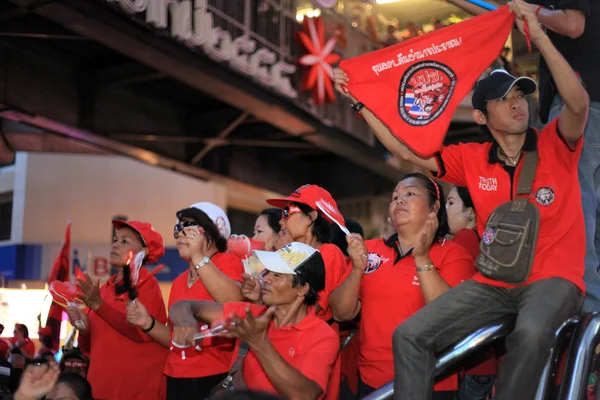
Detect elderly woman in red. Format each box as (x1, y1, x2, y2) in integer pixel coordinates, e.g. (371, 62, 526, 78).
(330, 173, 476, 399)
(66, 220, 168, 400)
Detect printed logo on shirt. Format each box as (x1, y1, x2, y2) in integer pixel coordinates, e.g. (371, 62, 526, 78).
(364, 252, 390, 274)
(398, 61, 457, 126)
(412, 276, 420, 286)
(535, 186, 555, 206)
(478, 176, 498, 191)
(288, 348, 295, 357)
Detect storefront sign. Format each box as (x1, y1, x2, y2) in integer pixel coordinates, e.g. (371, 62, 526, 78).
(107, 0, 298, 98)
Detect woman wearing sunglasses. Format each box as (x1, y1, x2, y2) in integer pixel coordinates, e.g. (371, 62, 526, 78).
(126, 202, 244, 400)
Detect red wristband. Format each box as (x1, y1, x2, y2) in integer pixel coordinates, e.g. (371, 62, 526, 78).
(535, 6, 545, 16)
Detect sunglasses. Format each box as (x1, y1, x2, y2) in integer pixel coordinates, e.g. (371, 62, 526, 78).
(282, 205, 303, 221)
(173, 221, 204, 239)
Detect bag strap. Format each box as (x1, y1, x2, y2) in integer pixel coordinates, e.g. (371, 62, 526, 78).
(228, 341, 250, 375)
(516, 150, 539, 195)
(512, 150, 539, 212)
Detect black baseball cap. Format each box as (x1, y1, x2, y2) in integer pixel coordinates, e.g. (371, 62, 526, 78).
(472, 69, 537, 112)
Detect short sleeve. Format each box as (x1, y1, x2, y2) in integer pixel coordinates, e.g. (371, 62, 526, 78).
(317, 245, 350, 314)
(222, 302, 266, 319)
(214, 253, 245, 283)
(436, 242, 476, 287)
(432, 145, 468, 187)
(297, 329, 339, 392)
(541, 118, 583, 173)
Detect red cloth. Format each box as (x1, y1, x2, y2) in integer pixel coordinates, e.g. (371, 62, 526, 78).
(452, 228, 480, 261)
(84, 268, 168, 400)
(223, 302, 339, 399)
(9, 338, 36, 359)
(339, 7, 515, 157)
(346, 237, 475, 390)
(316, 243, 349, 323)
(164, 252, 244, 378)
(45, 222, 71, 352)
(435, 119, 585, 293)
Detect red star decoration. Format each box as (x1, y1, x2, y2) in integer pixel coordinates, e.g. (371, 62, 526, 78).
(297, 17, 341, 105)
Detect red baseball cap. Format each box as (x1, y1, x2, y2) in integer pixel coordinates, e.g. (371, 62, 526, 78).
(111, 220, 165, 263)
(266, 184, 345, 226)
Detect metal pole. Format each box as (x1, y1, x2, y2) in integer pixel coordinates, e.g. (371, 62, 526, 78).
(559, 313, 600, 400)
(463, 0, 498, 11)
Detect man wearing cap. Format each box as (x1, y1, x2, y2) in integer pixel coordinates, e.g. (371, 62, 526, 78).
(66, 220, 169, 400)
(169, 242, 339, 400)
(334, 5, 587, 400)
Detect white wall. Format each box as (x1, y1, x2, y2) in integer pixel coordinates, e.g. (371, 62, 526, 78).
(17, 152, 227, 246)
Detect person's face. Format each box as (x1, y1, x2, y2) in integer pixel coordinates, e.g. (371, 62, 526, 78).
(389, 178, 436, 229)
(110, 227, 144, 268)
(260, 270, 305, 306)
(446, 187, 473, 235)
(482, 87, 529, 136)
(278, 204, 316, 243)
(253, 215, 278, 252)
(174, 218, 203, 261)
(46, 382, 79, 400)
(13, 326, 25, 341)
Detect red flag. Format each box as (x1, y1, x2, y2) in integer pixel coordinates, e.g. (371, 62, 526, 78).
(339, 7, 515, 157)
(44, 222, 71, 352)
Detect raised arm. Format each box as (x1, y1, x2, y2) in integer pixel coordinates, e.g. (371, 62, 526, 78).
(511, 0, 589, 144)
(534, 2, 586, 38)
(333, 68, 439, 172)
(329, 235, 366, 321)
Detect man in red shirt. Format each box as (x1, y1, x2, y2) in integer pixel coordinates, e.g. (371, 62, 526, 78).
(333, 2, 588, 399)
(169, 242, 339, 400)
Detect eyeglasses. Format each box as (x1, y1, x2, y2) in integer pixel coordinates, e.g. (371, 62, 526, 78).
(173, 221, 203, 239)
(282, 205, 303, 221)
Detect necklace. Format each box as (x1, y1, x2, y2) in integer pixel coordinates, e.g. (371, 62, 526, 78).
(187, 272, 199, 288)
(498, 147, 522, 166)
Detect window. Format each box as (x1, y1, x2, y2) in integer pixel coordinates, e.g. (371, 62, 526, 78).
(0, 192, 12, 241)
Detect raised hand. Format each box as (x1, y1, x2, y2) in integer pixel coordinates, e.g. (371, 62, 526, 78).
(76, 273, 102, 311)
(241, 273, 263, 303)
(346, 234, 369, 273)
(126, 300, 153, 330)
(413, 212, 438, 258)
(333, 68, 357, 102)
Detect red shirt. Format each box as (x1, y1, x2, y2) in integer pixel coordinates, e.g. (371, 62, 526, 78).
(164, 252, 244, 378)
(434, 119, 585, 292)
(316, 243, 349, 323)
(354, 235, 475, 390)
(452, 228, 480, 261)
(0, 339, 9, 359)
(9, 338, 35, 359)
(84, 268, 169, 400)
(223, 302, 339, 398)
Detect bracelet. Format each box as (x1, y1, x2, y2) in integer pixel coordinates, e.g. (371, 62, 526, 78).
(142, 317, 155, 333)
(416, 262, 435, 272)
(351, 102, 365, 112)
(535, 6, 545, 16)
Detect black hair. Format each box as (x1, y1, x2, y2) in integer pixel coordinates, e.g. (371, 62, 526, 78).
(15, 324, 29, 339)
(453, 186, 475, 211)
(59, 349, 89, 372)
(56, 372, 93, 400)
(330, 218, 365, 256)
(258, 208, 282, 234)
(293, 202, 331, 244)
(176, 208, 228, 253)
(291, 252, 326, 306)
(399, 173, 450, 241)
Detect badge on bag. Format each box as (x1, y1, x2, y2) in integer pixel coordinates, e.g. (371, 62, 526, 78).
(482, 228, 496, 245)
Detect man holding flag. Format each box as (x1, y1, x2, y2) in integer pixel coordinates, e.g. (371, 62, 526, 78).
(334, 0, 588, 398)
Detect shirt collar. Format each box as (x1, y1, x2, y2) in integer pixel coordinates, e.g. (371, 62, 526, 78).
(270, 306, 321, 332)
(384, 233, 413, 264)
(488, 127, 538, 164)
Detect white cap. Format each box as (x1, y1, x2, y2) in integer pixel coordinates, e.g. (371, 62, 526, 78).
(251, 242, 320, 275)
(188, 202, 231, 239)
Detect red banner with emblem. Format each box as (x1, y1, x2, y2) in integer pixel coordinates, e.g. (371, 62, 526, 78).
(339, 6, 515, 157)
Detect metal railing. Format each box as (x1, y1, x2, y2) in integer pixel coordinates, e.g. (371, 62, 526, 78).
(362, 314, 592, 400)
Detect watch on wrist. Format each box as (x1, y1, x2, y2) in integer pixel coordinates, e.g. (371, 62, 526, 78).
(416, 262, 435, 272)
(351, 102, 365, 112)
(194, 256, 211, 270)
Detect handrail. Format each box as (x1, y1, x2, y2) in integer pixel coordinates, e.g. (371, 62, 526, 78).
(558, 312, 600, 400)
(362, 322, 514, 400)
(534, 316, 581, 400)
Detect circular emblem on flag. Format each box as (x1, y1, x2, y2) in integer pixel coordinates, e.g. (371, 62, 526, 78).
(398, 61, 457, 126)
(536, 187, 555, 206)
(482, 228, 495, 246)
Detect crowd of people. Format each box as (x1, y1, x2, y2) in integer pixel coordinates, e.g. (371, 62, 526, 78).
(0, 0, 597, 398)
